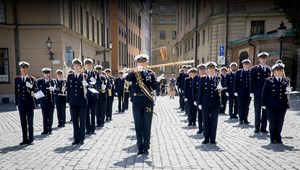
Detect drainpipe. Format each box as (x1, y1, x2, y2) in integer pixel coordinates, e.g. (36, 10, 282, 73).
(225, 0, 229, 66)
(248, 39, 256, 65)
(13, 0, 20, 75)
(194, 0, 199, 67)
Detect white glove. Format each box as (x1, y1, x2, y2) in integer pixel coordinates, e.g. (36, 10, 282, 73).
(193, 101, 197, 106)
(178, 89, 181, 93)
(115, 92, 118, 96)
(101, 84, 106, 90)
(175, 86, 178, 92)
(225, 92, 229, 97)
(89, 77, 96, 85)
(262, 106, 266, 110)
(198, 105, 202, 110)
(184, 98, 188, 102)
(66, 103, 70, 108)
(16, 106, 18, 111)
(216, 83, 223, 90)
(49, 86, 55, 92)
(136, 66, 144, 72)
(26, 82, 33, 88)
(82, 80, 88, 87)
(234, 92, 238, 97)
(286, 86, 292, 92)
(250, 93, 254, 98)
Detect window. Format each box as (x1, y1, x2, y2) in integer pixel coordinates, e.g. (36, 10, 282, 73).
(202, 29, 205, 44)
(191, 38, 194, 49)
(68, 0, 72, 29)
(160, 19, 166, 25)
(86, 12, 89, 39)
(197, 32, 200, 47)
(160, 5, 166, 13)
(0, 48, 9, 83)
(172, 30, 176, 39)
(92, 16, 95, 42)
(172, 5, 177, 13)
(80, 6, 83, 35)
(251, 21, 265, 36)
(160, 30, 166, 40)
(0, 0, 6, 23)
(172, 19, 176, 25)
(101, 23, 105, 46)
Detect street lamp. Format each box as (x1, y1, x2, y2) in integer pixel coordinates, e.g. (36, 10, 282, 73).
(277, 21, 287, 60)
(46, 37, 54, 60)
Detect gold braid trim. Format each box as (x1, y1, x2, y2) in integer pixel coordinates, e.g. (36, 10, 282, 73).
(135, 71, 154, 103)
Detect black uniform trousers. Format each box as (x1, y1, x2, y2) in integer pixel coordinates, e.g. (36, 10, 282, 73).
(197, 108, 203, 132)
(220, 92, 228, 114)
(97, 100, 107, 126)
(180, 92, 185, 111)
(254, 96, 267, 131)
(132, 103, 153, 152)
(228, 95, 238, 118)
(86, 99, 97, 133)
(118, 95, 125, 112)
(55, 96, 66, 126)
(106, 96, 114, 120)
(267, 108, 286, 142)
(19, 109, 34, 142)
(70, 105, 86, 142)
(42, 107, 54, 133)
(178, 92, 182, 109)
(187, 100, 197, 125)
(124, 92, 130, 110)
(238, 95, 251, 123)
(202, 106, 219, 142)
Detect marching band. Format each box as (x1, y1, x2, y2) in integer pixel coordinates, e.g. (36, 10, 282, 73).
(14, 51, 295, 154)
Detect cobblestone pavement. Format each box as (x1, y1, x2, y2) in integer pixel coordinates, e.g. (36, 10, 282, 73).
(0, 96, 300, 170)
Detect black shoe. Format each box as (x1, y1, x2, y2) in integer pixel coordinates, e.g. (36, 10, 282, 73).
(202, 140, 209, 144)
(137, 150, 143, 155)
(260, 130, 269, 133)
(229, 116, 234, 119)
(86, 132, 91, 135)
(192, 123, 196, 126)
(61, 124, 65, 127)
(239, 122, 243, 124)
(27, 141, 34, 145)
(197, 130, 203, 134)
(80, 141, 84, 145)
(48, 130, 52, 134)
(244, 121, 250, 124)
(19, 141, 29, 145)
(254, 129, 260, 133)
(91, 132, 96, 134)
(277, 140, 283, 144)
(270, 140, 276, 144)
(233, 115, 238, 119)
(210, 141, 217, 145)
(72, 141, 79, 145)
(143, 150, 149, 155)
(188, 123, 192, 126)
(41, 131, 48, 135)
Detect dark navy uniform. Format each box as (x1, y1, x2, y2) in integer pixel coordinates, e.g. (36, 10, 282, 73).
(193, 75, 203, 133)
(250, 65, 271, 132)
(176, 73, 183, 109)
(234, 69, 251, 124)
(15, 74, 36, 145)
(54, 78, 67, 127)
(67, 72, 87, 144)
(181, 72, 189, 112)
(262, 76, 288, 143)
(226, 71, 238, 118)
(184, 76, 197, 126)
(37, 78, 55, 134)
(106, 75, 115, 120)
(115, 77, 125, 113)
(84, 70, 98, 134)
(125, 69, 156, 154)
(219, 74, 228, 114)
(95, 72, 107, 127)
(197, 75, 220, 144)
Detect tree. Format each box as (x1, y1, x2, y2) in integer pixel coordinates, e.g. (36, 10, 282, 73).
(273, 0, 300, 44)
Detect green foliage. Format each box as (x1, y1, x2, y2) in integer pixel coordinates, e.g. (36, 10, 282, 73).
(273, 0, 300, 44)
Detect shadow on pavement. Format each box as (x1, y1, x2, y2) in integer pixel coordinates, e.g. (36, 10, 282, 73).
(189, 134, 204, 140)
(126, 135, 136, 141)
(181, 126, 197, 130)
(195, 144, 223, 152)
(53, 144, 80, 153)
(113, 154, 153, 168)
(224, 119, 239, 123)
(122, 144, 137, 153)
(261, 143, 299, 152)
(249, 133, 270, 140)
(34, 134, 50, 141)
(233, 124, 255, 129)
(0, 144, 29, 154)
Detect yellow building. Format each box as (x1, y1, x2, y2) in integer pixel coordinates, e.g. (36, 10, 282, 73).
(150, 0, 178, 76)
(177, 0, 299, 89)
(0, 0, 111, 104)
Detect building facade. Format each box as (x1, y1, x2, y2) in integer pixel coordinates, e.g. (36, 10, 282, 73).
(150, 0, 178, 76)
(0, 0, 111, 104)
(176, 0, 299, 89)
(110, 0, 152, 74)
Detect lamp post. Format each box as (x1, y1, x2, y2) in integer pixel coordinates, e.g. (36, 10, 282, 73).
(277, 21, 287, 60)
(46, 37, 54, 60)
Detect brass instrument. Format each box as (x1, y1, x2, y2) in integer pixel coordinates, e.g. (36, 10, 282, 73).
(107, 76, 112, 97)
(83, 73, 88, 99)
(60, 80, 67, 96)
